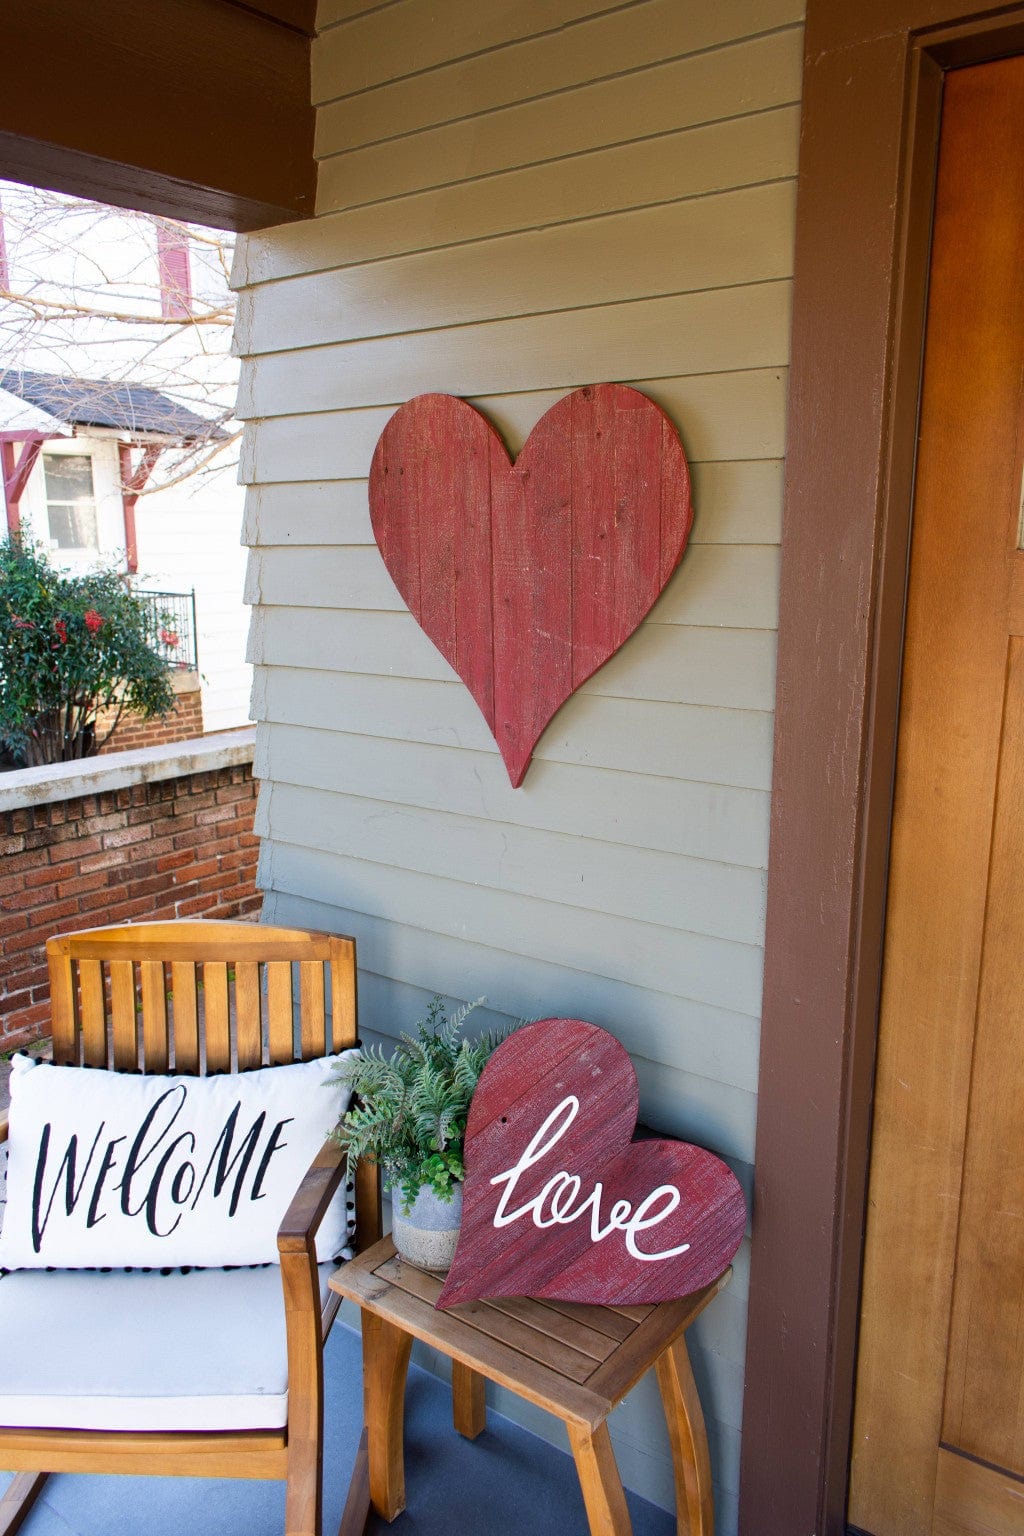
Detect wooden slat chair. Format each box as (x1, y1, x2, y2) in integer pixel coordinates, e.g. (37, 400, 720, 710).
(0, 921, 381, 1536)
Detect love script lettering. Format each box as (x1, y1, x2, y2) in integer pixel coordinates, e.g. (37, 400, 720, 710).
(30, 1085, 293, 1254)
(489, 1096, 691, 1262)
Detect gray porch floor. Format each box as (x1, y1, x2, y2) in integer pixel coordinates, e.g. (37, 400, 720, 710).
(1, 1320, 677, 1535)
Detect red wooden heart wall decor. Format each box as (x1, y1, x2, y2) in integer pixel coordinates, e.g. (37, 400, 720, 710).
(368, 385, 692, 786)
(436, 1019, 746, 1310)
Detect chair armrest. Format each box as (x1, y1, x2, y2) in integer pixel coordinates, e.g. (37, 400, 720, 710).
(0, 1110, 8, 1144)
(277, 1136, 346, 1257)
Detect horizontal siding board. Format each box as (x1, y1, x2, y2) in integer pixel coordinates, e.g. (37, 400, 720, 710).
(241, 480, 372, 546)
(235, 182, 796, 354)
(316, 29, 803, 207)
(244, 542, 779, 629)
(258, 835, 765, 1027)
(235, 105, 800, 282)
(240, 459, 785, 549)
(323, 909, 761, 1099)
(316, 0, 400, 27)
(313, 0, 628, 100)
(235, 281, 791, 415)
(247, 608, 778, 713)
(315, 0, 802, 150)
(251, 667, 774, 789)
(255, 720, 771, 867)
(260, 847, 761, 1124)
(261, 778, 768, 945)
(238, 372, 788, 480)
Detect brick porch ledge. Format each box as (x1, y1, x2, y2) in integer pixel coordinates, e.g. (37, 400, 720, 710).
(0, 726, 255, 813)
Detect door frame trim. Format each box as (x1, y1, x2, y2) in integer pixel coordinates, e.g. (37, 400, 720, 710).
(738, 6, 1024, 1533)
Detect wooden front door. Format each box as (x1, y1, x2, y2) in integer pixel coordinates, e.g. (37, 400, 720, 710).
(848, 55, 1024, 1536)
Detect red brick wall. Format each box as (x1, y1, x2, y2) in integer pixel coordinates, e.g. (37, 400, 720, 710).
(0, 763, 260, 1052)
(97, 687, 204, 755)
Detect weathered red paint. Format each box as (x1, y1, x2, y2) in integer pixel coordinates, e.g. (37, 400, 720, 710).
(118, 443, 162, 574)
(368, 385, 693, 786)
(437, 1019, 745, 1309)
(156, 226, 192, 319)
(1, 431, 49, 536)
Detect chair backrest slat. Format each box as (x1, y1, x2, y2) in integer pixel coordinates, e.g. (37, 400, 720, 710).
(109, 961, 138, 1069)
(299, 961, 326, 1060)
(140, 961, 169, 1073)
(49, 950, 78, 1064)
(79, 959, 107, 1067)
(235, 960, 263, 1069)
(171, 960, 200, 1071)
(44, 921, 377, 1248)
(203, 960, 232, 1072)
(46, 923, 361, 1076)
(267, 961, 294, 1064)
(329, 941, 357, 1052)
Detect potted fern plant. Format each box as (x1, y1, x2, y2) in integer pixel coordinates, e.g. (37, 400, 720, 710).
(331, 996, 508, 1271)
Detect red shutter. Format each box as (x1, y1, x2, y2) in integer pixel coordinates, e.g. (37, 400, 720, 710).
(156, 225, 192, 319)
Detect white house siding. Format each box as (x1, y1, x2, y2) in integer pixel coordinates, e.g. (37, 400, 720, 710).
(233, 3, 802, 1528)
(132, 475, 252, 733)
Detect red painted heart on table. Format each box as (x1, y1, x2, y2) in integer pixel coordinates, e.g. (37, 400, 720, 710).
(368, 385, 692, 787)
(436, 1019, 746, 1310)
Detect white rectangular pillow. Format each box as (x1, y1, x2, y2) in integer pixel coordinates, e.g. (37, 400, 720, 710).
(0, 1051, 357, 1271)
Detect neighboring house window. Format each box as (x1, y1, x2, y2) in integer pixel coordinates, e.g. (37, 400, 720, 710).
(43, 453, 99, 549)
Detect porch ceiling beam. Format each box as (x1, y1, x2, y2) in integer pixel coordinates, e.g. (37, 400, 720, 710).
(0, 0, 316, 232)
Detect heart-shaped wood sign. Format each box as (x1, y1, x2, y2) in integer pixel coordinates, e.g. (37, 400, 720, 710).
(436, 1019, 745, 1310)
(369, 385, 692, 786)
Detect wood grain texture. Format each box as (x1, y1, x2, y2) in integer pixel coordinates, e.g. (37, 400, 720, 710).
(260, 779, 765, 947)
(849, 55, 1024, 1536)
(656, 1336, 716, 1536)
(361, 1311, 414, 1520)
(255, 718, 772, 871)
(315, 0, 802, 152)
(240, 459, 783, 549)
(369, 387, 692, 785)
(942, 639, 1024, 1474)
(263, 838, 768, 1048)
(437, 1020, 745, 1308)
(238, 371, 788, 480)
(237, 284, 791, 420)
(1, 0, 314, 229)
(246, 543, 778, 634)
(566, 1422, 632, 1536)
(235, 181, 796, 354)
(933, 1448, 1024, 1536)
(313, 0, 628, 102)
(15, 921, 373, 1525)
(236, 107, 799, 283)
(333, 1235, 725, 1532)
(452, 1360, 486, 1438)
(0, 1472, 47, 1535)
(237, 3, 803, 1526)
(315, 29, 803, 208)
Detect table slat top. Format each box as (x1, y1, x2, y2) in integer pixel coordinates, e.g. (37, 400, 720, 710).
(331, 1238, 727, 1431)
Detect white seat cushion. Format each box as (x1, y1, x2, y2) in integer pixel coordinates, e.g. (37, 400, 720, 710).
(0, 1262, 335, 1432)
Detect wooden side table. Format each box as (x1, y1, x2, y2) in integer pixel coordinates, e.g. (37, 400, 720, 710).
(330, 1236, 728, 1536)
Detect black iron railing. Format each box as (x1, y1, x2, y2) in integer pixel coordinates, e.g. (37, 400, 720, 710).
(134, 588, 199, 671)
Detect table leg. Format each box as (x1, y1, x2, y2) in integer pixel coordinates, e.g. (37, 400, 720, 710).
(452, 1360, 486, 1439)
(567, 1421, 632, 1536)
(655, 1334, 715, 1536)
(361, 1310, 413, 1521)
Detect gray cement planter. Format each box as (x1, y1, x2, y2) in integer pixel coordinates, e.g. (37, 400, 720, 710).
(391, 1182, 463, 1272)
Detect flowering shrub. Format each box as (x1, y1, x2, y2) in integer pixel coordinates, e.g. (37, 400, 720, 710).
(0, 537, 176, 766)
